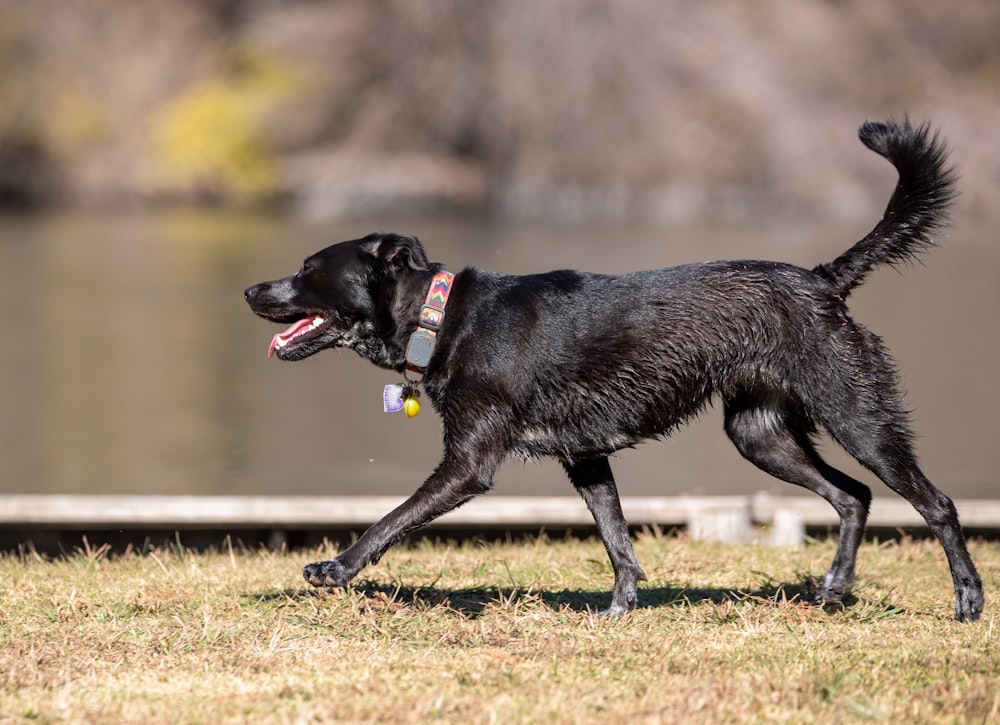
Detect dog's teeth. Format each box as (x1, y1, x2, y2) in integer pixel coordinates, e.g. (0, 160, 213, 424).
(267, 315, 326, 358)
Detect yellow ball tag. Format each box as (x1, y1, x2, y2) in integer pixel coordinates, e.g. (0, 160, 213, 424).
(403, 396, 421, 418)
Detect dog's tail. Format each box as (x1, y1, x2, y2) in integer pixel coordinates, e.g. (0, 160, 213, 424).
(814, 119, 956, 298)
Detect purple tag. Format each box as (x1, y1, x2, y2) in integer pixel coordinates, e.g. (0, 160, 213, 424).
(383, 384, 405, 413)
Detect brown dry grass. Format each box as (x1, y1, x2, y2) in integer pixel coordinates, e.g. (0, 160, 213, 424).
(2, 532, 998, 723)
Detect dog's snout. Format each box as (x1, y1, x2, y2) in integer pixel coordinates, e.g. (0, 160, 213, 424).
(244, 284, 260, 302)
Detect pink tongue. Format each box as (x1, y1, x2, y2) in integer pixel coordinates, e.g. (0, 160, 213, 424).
(268, 316, 323, 358)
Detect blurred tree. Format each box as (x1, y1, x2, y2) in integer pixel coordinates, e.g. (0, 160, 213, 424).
(150, 46, 306, 203)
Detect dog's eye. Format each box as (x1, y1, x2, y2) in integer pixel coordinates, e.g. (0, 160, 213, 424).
(299, 261, 319, 277)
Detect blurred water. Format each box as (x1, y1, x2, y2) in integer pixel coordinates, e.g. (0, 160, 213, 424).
(1, 211, 997, 499)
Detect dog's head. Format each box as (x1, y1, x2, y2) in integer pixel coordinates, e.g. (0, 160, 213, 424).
(244, 232, 430, 365)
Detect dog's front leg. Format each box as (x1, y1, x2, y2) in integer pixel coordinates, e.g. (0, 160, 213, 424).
(562, 457, 647, 617)
(303, 452, 499, 589)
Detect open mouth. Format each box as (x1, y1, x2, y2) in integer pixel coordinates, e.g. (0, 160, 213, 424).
(268, 314, 332, 358)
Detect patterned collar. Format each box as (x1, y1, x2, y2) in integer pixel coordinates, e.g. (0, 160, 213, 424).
(405, 270, 454, 375)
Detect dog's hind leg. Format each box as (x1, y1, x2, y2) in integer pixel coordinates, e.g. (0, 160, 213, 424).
(562, 456, 647, 617)
(723, 394, 872, 605)
(819, 402, 984, 622)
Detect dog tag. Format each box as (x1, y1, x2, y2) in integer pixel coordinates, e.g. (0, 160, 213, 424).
(383, 384, 405, 413)
(405, 328, 437, 371)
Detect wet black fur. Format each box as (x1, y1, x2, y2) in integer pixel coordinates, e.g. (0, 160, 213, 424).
(245, 120, 983, 622)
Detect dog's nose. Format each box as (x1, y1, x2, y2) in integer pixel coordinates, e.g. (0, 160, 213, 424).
(244, 284, 259, 301)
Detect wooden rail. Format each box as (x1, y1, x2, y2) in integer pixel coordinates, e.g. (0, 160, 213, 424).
(3, 494, 1000, 546)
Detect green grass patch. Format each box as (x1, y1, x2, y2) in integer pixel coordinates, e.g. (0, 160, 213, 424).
(2, 533, 998, 723)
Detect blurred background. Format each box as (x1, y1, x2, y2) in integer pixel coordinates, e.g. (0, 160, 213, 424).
(1, 0, 997, 501)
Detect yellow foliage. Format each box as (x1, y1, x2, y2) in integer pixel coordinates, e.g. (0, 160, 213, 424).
(150, 46, 305, 202)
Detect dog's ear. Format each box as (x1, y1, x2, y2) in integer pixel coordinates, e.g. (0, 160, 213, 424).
(363, 233, 430, 272)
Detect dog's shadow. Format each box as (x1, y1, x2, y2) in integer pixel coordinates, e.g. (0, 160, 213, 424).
(252, 576, 903, 620)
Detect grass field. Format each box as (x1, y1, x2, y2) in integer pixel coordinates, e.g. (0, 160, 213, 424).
(2, 531, 998, 723)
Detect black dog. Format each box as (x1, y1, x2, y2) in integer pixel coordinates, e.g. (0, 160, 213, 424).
(246, 120, 983, 622)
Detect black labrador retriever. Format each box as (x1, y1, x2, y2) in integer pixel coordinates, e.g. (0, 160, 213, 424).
(245, 120, 983, 622)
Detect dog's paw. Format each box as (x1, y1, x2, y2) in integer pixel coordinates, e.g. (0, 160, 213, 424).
(600, 576, 641, 619)
(955, 582, 984, 623)
(596, 604, 633, 619)
(303, 559, 352, 588)
(812, 587, 845, 607)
